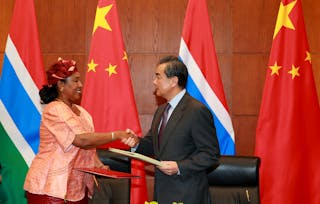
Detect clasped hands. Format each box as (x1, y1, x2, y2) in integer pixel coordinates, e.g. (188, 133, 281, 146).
(118, 128, 139, 147)
(120, 129, 179, 176)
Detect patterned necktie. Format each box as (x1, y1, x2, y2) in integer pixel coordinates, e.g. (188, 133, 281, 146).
(158, 103, 171, 145)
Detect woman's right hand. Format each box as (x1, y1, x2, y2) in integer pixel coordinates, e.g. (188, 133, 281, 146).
(113, 129, 139, 147)
(113, 129, 135, 140)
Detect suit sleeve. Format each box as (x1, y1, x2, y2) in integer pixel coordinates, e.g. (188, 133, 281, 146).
(136, 106, 162, 156)
(136, 129, 154, 156)
(177, 105, 220, 178)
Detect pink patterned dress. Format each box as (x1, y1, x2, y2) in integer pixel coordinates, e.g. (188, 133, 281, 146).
(24, 101, 96, 202)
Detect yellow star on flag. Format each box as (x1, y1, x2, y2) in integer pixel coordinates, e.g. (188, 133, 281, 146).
(87, 59, 98, 72)
(122, 51, 128, 61)
(92, 4, 113, 34)
(105, 63, 117, 76)
(288, 65, 300, 79)
(305, 51, 311, 63)
(273, 0, 297, 39)
(269, 61, 282, 76)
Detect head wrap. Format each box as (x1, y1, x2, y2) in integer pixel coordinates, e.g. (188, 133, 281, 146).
(47, 57, 78, 85)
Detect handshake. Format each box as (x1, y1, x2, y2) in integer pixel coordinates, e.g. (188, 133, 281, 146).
(114, 129, 140, 147)
(114, 129, 180, 176)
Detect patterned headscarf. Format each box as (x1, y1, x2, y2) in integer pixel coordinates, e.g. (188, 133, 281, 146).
(47, 57, 78, 85)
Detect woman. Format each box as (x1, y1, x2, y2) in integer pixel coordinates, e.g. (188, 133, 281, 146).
(24, 58, 133, 203)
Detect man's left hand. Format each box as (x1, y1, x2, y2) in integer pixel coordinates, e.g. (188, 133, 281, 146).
(157, 161, 179, 176)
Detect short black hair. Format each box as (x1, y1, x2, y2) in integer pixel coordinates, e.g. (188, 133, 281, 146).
(39, 84, 59, 104)
(158, 56, 188, 88)
(39, 79, 66, 104)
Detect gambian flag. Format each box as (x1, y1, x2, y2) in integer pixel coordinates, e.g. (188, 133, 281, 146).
(179, 0, 235, 154)
(0, 0, 46, 203)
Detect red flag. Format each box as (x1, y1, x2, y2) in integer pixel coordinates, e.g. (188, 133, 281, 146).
(255, 0, 320, 203)
(81, 0, 148, 203)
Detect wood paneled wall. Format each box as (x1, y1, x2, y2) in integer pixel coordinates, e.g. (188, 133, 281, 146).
(1, 0, 320, 156)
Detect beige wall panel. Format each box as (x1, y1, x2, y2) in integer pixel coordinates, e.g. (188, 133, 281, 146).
(306, 0, 320, 106)
(35, 0, 87, 53)
(129, 54, 160, 114)
(303, 0, 320, 52)
(116, 0, 162, 52)
(232, 54, 267, 115)
(232, 0, 277, 53)
(154, 0, 187, 53)
(311, 54, 320, 100)
(116, 0, 187, 53)
(208, 0, 232, 53)
(0, 54, 3, 72)
(217, 54, 233, 110)
(0, 0, 13, 73)
(233, 115, 258, 155)
(84, 0, 98, 55)
(139, 114, 154, 136)
(0, 0, 14, 53)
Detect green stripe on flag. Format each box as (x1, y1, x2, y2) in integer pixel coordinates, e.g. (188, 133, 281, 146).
(0, 123, 28, 204)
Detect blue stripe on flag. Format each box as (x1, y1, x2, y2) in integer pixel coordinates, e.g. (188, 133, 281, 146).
(0, 54, 40, 154)
(186, 76, 235, 155)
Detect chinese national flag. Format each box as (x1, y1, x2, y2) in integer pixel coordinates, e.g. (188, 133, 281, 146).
(81, 0, 148, 203)
(255, 0, 320, 204)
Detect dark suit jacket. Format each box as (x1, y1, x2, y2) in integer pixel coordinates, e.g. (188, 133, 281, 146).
(137, 93, 220, 204)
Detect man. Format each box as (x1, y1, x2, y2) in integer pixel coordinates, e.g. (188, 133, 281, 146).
(127, 56, 220, 204)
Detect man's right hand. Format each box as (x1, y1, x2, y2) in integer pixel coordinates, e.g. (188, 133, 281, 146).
(121, 135, 139, 147)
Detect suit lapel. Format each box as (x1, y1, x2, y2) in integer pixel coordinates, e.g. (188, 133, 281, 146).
(158, 94, 189, 155)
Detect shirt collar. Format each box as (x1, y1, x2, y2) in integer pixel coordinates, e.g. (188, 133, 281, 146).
(168, 89, 186, 110)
